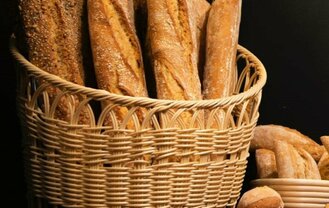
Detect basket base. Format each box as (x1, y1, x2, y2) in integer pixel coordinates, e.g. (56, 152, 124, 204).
(28, 196, 238, 208)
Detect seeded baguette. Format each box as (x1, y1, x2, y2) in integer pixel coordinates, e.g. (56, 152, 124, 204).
(19, 0, 89, 122)
(20, 0, 85, 83)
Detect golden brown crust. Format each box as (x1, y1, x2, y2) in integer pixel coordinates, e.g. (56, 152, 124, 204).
(251, 124, 324, 161)
(88, 0, 148, 128)
(318, 152, 329, 180)
(203, 0, 241, 100)
(116, 0, 135, 27)
(237, 186, 284, 208)
(321, 136, 329, 153)
(20, 0, 85, 84)
(274, 140, 305, 179)
(186, 0, 210, 80)
(19, 0, 88, 122)
(147, 0, 207, 163)
(255, 149, 278, 179)
(147, 0, 202, 101)
(298, 148, 321, 179)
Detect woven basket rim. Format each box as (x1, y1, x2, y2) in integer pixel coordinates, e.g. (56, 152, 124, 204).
(10, 35, 267, 109)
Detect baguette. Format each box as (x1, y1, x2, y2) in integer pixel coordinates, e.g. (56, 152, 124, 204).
(147, 0, 205, 102)
(203, 0, 241, 100)
(188, 0, 210, 79)
(237, 186, 284, 208)
(255, 149, 278, 179)
(202, 0, 241, 129)
(274, 140, 306, 179)
(19, 0, 88, 122)
(147, 0, 209, 131)
(88, 0, 148, 128)
(250, 124, 324, 161)
(147, 0, 209, 164)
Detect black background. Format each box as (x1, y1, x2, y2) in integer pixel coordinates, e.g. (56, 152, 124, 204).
(1, 0, 329, 207)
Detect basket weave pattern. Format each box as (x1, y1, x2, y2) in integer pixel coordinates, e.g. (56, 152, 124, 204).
(12, 43, 266, 208)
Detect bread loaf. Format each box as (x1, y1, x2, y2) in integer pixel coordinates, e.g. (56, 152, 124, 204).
(88, 0, 148, 128)
(255, 149, 278, 179)
(20, 0, 85, 84)
(19, 0, 88, 122)
(237, 186, 284, 208)
(202, 0, 241, 129)
(298, 148, 321, 179)
(318, 152, 329, 180)
(147, 0, 206, 102)
(188, 0, 210, 79)
(250, 124, 324, 161)
(146, 0, 210, 131)
(274, 140, 306, 179)
(203, 0, 241, 100)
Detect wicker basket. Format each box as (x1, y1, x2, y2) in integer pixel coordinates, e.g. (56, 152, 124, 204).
(11, 37, 266, 208)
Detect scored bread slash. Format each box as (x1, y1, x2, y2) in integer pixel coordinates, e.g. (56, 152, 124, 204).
(250, 124, 324, 161)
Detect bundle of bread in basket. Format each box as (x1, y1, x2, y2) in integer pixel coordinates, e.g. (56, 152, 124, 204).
(18, 0, 242, 123)
(15, 0, 268, 207)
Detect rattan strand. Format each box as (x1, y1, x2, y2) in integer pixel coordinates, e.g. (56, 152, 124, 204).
(11, 36, 266, 208)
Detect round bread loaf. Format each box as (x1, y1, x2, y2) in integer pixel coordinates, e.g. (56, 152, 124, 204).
(237, 186, 284, 208)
